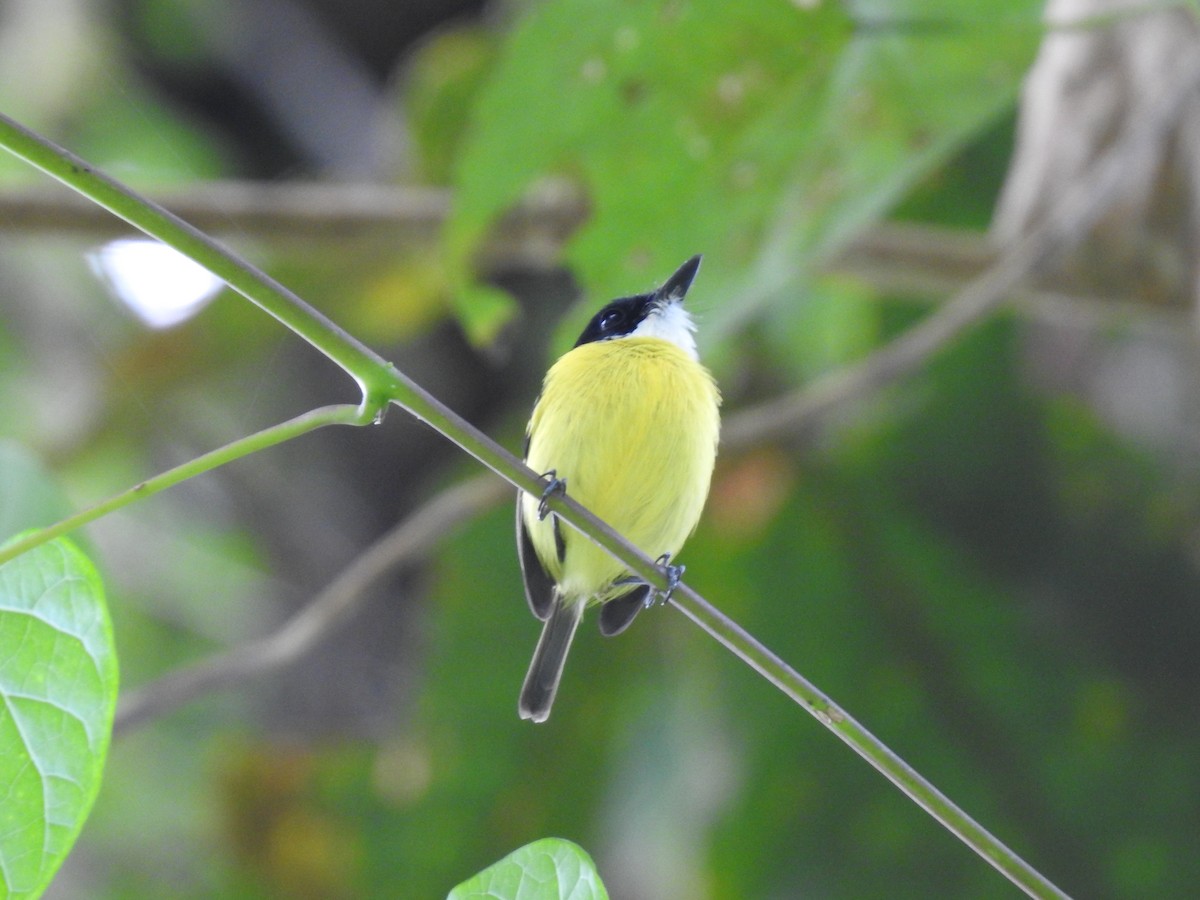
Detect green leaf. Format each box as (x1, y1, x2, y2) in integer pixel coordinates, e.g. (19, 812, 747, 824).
(404, 25, 500, 185)
(455, 282, 522, 347)
(0, 535, 119, 899)
(448, 838, 609, 900)
(448, 0, 1040, 346)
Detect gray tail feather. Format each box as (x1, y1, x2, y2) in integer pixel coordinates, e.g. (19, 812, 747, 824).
(519, 599, 584, 723)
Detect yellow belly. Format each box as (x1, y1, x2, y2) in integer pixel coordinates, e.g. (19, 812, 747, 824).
(521, 337, 721, 604)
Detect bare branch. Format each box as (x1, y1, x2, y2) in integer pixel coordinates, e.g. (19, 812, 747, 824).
(113, 473, 508, 735)
(0, 169, 1191, 340)
(0, 181, 449, 238)
(834, 222, 1190, 341)
(0, 179, 584, 246)
(5, 177, 1182, 346)
(723, 57, 1200, 449)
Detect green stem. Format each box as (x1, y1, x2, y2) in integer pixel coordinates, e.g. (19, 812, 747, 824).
(670, 588, 1069, 899)
(0, 405, 363, 567)
(0, 116, 1069, 899)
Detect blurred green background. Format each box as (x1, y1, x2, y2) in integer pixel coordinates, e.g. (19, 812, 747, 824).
(2, 0, 1199, 897)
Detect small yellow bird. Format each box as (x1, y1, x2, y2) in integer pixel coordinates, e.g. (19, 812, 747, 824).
(516, 256, 721, 722)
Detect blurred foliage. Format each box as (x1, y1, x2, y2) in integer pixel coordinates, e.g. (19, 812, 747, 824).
(1, 1, 1199, 899)
(443, 0, 1040, 345)
(405, 26, 499, 187)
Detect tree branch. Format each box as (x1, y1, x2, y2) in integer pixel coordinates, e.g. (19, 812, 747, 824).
(0, 178, 583, 248)
(723, 55, 1200, 449)
(5, 178, 1184, 354)
(114, 474, 508, 733)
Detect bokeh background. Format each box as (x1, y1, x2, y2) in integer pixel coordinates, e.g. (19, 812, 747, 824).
(3, 0, 1200, 896)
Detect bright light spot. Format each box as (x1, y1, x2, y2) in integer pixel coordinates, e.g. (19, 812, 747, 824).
(89, 238, 224, 329)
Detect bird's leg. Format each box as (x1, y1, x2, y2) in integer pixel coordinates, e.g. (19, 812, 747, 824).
(649, 553, 685, 607)
(610, 553, 686, 607)
(536, 470, 567, 521)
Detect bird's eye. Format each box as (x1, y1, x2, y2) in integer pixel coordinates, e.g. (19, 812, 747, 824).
(599, 310, 623, 332)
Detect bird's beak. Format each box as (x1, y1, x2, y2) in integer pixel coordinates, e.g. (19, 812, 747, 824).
(655, 255, 702, 305)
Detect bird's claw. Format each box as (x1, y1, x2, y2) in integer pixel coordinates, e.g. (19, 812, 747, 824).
(536, 470, 567, 521)
(649, 553, 685, 607)
(609, 554, 684, 607)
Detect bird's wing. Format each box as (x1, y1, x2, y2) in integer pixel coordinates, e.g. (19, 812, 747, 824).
(598, 584, 650, 636)
(517, 496, 557, 621)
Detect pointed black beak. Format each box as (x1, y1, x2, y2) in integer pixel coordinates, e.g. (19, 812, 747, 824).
(656, 255, 702, 304)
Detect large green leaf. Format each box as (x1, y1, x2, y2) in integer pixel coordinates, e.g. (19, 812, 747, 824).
(447, 0, 1040, 344)
(448, 838, 608, 900)
(0, 536, 118, 899)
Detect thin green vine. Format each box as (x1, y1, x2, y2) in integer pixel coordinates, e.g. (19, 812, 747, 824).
(0, 112, 1070, 899)
(0, 404, 363, 567)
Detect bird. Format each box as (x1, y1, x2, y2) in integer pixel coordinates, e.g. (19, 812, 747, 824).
(516, 255, 721, 722)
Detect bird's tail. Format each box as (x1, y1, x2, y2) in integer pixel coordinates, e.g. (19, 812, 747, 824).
(519, 598, 584, 723)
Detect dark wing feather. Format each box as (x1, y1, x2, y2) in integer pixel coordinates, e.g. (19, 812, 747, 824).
(517, 494, 556, 620)
(553, 516, 566, 563)
(598, 584, 651, 636)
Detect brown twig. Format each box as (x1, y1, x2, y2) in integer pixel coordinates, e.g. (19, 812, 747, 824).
(722, 54, 1200, 449)
(0, 181, 449, 237)
(113, 473, 507, 734)
(2, 178, 1189, 342)
(0, 179, 583, 244)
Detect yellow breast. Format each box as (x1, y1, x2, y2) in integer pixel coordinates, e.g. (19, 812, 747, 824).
(522, 337, 721, 604)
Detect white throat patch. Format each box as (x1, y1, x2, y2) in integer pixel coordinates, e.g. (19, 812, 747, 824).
(630, 301, 699, 360)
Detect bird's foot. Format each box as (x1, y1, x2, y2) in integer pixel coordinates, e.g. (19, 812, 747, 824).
(536, 470, 567, 521)
(649, 553, 685, 607)
(613, 554, 685, 607)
